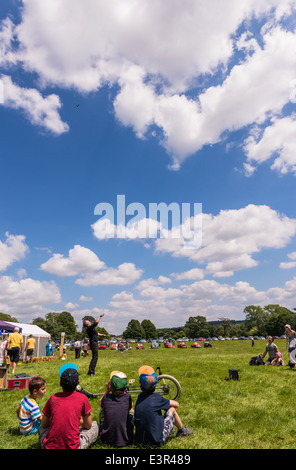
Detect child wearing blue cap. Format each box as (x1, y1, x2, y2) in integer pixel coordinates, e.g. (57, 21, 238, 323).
(39, 363, 99, 449)
(134, 365, 193, 447)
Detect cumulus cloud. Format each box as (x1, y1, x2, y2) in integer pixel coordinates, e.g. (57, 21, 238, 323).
(95, 272, 296, 333)
(41, 244, 143, 286)
(1, 75, 69, 135)
(155, 205, 296, 277)
(244, 115, 296, 175)
(0, 275, 61, 317)
(1, 1, 296, 169)
(0, 232, 29, 272)
(41, 244, 106, 276)
(76, 262, 143, 286)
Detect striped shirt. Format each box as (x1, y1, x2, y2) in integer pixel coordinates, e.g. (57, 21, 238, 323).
(18, 395, 41, 434)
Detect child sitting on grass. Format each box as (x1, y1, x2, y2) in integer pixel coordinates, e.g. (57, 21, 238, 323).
(134, 365, 193, 447)
(271, 351, 285, 366)
(16, 376, 46, 435)
(99, 370, 134, 447)
(39, 363, 98, 449)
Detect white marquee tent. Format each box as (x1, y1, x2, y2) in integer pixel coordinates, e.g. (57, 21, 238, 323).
(7, 322, 51, 359)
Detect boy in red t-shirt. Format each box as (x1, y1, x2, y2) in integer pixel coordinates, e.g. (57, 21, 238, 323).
(39, 363, 99, 449)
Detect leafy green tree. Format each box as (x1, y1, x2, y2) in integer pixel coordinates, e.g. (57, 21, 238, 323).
(0, 312, 18, 322)
(31, 317, 49, 332)
(174, 330, 185, 339)
(264, 305, 296, 336)
(123, 319, 145, 340)
(184, 316, 210, 338)
(44, 312, 61, 340)
(141, 319, 157, 339)
(218, 317, 231, 336)
(244, 305, 269, 336)
(58, 311, 77, 339)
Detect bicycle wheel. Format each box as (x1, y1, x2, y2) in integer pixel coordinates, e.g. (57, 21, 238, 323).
(156, 374, 181, 400)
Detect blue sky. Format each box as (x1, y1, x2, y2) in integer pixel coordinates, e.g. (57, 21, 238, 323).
(1, 1, 296, 334)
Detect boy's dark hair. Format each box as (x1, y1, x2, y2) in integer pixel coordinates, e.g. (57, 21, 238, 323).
(60, 368, 79, 392)
(29, 377, 46, 394)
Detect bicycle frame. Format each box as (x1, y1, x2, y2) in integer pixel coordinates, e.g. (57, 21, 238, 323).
(76, 366, 181, 401)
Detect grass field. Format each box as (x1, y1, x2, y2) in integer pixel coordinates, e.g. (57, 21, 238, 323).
(0, 338, 295, 450)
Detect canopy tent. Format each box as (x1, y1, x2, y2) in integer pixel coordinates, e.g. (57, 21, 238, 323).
(7, 322, 50, 359)
(0, 320, 22, 333)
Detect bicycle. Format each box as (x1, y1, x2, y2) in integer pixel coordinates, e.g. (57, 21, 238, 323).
(76, 366, 181, 401)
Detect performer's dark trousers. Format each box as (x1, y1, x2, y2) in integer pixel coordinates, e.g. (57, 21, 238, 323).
(88, 342, 98, 375)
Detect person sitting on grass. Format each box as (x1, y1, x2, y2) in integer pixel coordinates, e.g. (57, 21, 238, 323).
(134, 365, 193, 447)
(99, 370, 134, 447)
(16, 376, 46, 436)
(271, 351, 285, 366)
(261, 336, 279, 366)
(39, 363, 98, 449)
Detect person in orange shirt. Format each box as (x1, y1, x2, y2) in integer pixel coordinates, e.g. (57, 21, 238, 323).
(7, 327, 23, 374)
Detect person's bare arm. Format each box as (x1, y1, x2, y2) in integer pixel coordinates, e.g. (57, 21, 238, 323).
(41, 414, 51, 428)
(81, 414, 92, 430)
(169, 400, 179, 409)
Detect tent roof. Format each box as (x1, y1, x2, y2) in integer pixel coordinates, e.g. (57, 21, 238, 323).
(8, 321, 50, 338)
(0, 320, 22, 333)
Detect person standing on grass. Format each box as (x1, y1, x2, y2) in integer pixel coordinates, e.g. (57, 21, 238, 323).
(45, 339, 53, 357)
(74, 339, 82, 359)
(285, 324, 296, 359)
(83, 314, 106, 376)
(261, 336, 279, 365)
(25, 334, 36, 363)
(7, 327, 23, 374)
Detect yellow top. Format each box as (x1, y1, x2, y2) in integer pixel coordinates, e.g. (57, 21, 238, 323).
(26, 338, 36, 349)
(8, 332, 23, 348)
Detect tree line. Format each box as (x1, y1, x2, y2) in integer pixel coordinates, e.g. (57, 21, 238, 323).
(0, 304, 295, 341)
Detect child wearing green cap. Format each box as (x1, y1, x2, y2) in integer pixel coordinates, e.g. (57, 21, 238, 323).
(99, 370, 134, 447)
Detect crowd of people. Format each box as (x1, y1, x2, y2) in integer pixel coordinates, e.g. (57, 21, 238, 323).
(16, 363, 193, 449)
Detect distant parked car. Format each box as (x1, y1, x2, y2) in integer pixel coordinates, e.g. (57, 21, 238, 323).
(198, 337, 206, 341)
(98, 342, 107, 350)
(191, 342, 201, 348)
(178, 342, 187, 348)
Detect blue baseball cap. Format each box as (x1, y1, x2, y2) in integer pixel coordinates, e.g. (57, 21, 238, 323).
(59, 362, 78, 377)
(138, 365, 158, 390)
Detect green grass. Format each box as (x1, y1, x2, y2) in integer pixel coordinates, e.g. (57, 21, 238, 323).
(0, 339, 295, 449)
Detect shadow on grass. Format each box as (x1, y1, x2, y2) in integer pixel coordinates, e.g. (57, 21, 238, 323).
(7, 426, 41, 449)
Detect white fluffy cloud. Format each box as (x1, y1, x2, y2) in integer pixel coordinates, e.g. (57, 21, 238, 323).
(93, 272, 296, 334)
(0, 232, 29, 272)
(41, 244, 143, 286)
(1, 1, 296, 168)
(155, 205, 296, 277)
(280, 251, 296, 269)
(41, 244, 106, 276)
(76, 262, 143, 286)
(1, 75, 69, 135)
(244, 115, 296, 175)
(0, 275, 61, 317)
